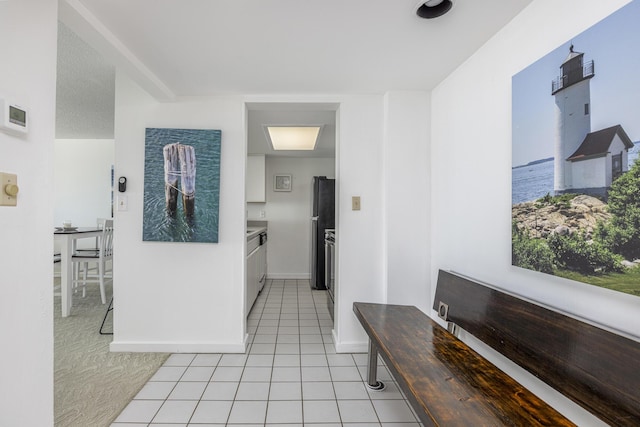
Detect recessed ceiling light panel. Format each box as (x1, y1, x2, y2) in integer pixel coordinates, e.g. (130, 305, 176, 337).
(265, 125, 323, 151)
(415, 0, 453, 19)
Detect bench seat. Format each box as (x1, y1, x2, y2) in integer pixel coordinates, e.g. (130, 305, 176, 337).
(353, 302, 574, 427)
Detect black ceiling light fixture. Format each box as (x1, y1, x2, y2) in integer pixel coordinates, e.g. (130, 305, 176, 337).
(415, 0, 453, 19)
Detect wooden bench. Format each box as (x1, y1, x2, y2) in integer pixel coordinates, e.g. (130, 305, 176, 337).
(353, 270, 640, 427)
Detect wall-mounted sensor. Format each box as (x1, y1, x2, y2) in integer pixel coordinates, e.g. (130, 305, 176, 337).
(0, 97, 28, 135)
(118, 176, 127, 192)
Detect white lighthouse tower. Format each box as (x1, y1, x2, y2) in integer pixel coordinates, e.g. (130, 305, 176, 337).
(552, 45, 595, 194)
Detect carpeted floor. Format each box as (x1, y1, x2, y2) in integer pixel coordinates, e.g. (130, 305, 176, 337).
(54, 280, 169, 427)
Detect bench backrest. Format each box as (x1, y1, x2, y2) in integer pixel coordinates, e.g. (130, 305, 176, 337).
(433, 269, 640, 427)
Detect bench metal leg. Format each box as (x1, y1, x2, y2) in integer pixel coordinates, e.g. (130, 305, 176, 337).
(366, 339, 385, 391)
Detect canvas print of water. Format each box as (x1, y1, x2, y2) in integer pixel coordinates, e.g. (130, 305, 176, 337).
(143, 128, 221, 243)
(512, 1, 640, 298)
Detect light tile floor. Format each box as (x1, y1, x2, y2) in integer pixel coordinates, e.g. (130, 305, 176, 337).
(111, 279, 422, 426)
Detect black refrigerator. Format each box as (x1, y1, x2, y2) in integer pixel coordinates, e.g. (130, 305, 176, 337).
(310, 176, 335, 289)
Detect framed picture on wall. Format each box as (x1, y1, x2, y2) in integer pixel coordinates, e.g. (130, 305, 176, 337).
(511, 0, 640, 299)
(142, 127, 222, 243)
(274, 174, 292, 192)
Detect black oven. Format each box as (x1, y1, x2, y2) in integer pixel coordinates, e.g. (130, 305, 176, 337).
(324, 229, 335, 321)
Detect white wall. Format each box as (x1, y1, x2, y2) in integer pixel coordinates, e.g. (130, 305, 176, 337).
(0, 1, 57, 425)
(54, 139, 114, 228)
(111, 74, 247, 352)
(333, 96, 387, 351)
(383, 92, 431, 312)
(430, 0, 636, 424)
(244, 94, 432, 352)
(248, 157, 335, 279)
(244, 94, 431, 352)
(110, 89, 390, 353)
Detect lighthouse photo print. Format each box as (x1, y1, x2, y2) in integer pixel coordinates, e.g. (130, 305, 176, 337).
(511, 0, 640, 297)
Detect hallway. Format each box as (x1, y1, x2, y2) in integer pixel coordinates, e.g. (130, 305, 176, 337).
(111, 279, 421, 426)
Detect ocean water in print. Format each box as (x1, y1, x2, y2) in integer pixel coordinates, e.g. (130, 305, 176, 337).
(143, 128, 221, 243)
(512, 142, 640, 205)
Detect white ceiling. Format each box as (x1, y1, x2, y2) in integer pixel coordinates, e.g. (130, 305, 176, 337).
(56, 22, 115, 139)
(56, 0, 533, 149)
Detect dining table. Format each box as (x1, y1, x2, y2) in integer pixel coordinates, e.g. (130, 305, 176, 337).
(54, 226, 103, 317)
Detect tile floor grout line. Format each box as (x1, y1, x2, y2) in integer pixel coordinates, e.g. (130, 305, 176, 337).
(112, 277, 421, 426)
(297, 279, 306, 425)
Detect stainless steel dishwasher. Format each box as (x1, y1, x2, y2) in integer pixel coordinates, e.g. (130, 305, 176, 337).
(324, 229, 335, 321)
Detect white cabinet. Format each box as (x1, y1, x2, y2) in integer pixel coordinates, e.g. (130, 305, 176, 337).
(246, 155, 266, 203)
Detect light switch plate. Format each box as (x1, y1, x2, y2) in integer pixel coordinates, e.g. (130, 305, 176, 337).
(117, 195, 128, 211)
(0, 172, 18, 206)
(352, 196, 361, 211)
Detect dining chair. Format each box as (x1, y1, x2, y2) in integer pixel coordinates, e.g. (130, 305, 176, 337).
(74, 217, 109, 252)
(72, 219, 113, 304)
(72, 217, 112, 293)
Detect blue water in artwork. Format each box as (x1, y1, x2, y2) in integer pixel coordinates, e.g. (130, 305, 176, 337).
(512, 142, 640, 204)
(143, 128, 221, 243)
(512, 160, 554, 205)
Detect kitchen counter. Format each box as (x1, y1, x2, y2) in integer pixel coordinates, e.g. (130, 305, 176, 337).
(246, 226, 266, 240)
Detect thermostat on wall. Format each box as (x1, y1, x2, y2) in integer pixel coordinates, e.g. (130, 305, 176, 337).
(0, 97, 28, 135)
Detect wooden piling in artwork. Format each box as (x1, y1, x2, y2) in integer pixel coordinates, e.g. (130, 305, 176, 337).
(178, 144, 196, 217)
(163, 144, 180, 215)
(163, 142, 196, 217)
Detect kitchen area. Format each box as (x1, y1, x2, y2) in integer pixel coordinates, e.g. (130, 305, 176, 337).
(245, 103, 337, 318)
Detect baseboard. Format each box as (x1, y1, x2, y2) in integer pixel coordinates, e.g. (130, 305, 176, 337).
(333, 330, 368, 353)
(109, 340, 248, 353)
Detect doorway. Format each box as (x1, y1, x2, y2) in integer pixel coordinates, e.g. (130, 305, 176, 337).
(245, 102, 338, 317)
